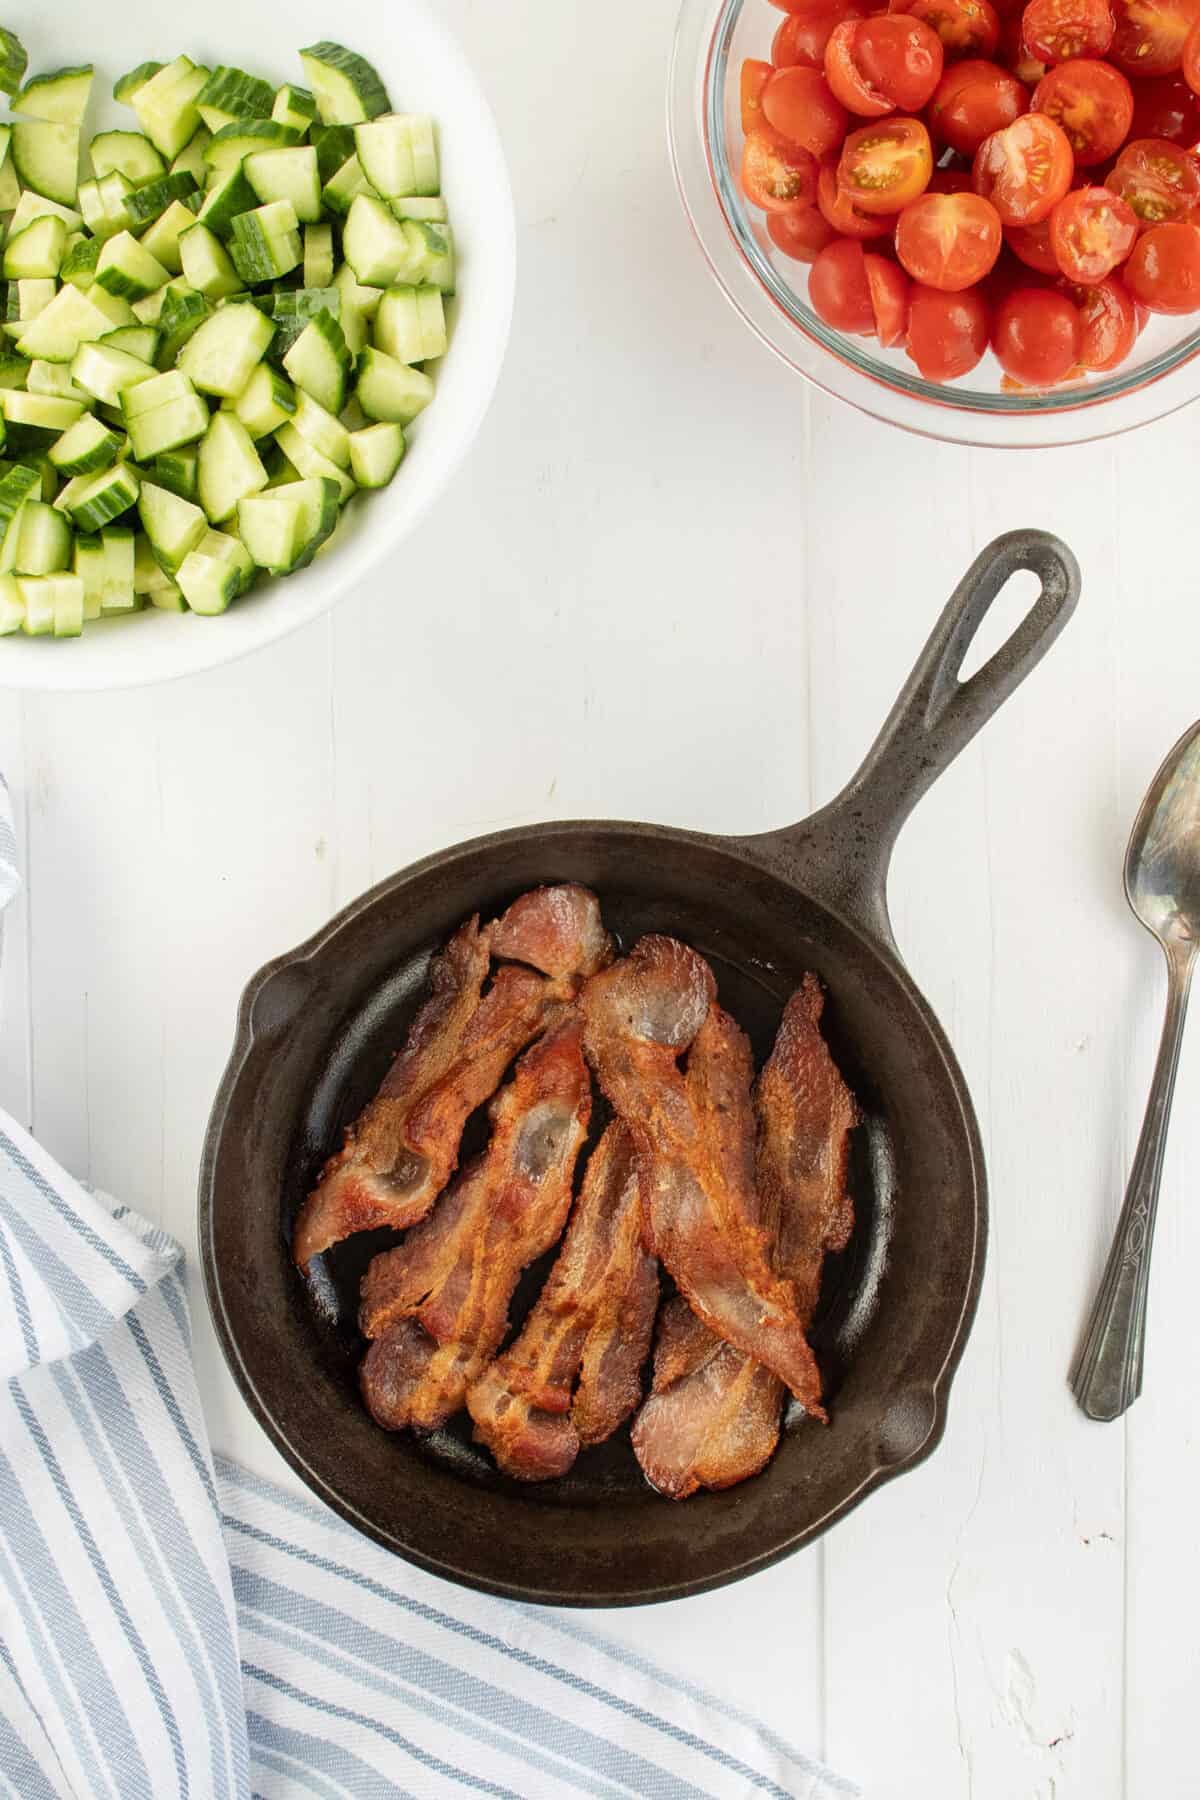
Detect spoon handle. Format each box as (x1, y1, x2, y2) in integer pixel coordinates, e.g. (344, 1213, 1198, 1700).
(1071, 952, 1195, 1421)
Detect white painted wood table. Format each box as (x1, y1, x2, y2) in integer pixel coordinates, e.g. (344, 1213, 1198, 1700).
(1, 3, 1197, 1794)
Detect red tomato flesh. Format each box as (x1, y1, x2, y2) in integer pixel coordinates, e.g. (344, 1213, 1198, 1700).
(896, 189, 1005, 281)
(817, 158, 897, 231)
(1110, 0, 1200, 76)
(973, 111, 1075, 222)
(838, 116, 935, 210)
(1032, 60, 1134, 164)
(1050, 183, 1139, 275)
(1022, 0, 1115, 63)
(865, 251, 913, 339)
(895, 0, 1002, 56)
(1006, 214, 1065, 266)
(742, 60, 774, 134)
(742, 127, 820, 210)
(1059, 271, 1140, 358)
(774, 2, 868, 69)
(826, 15, 946, 112)
(1106, 134, 1200, 222)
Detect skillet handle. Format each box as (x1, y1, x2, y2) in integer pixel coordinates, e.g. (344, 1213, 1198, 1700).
(759, 529, 1080, 946)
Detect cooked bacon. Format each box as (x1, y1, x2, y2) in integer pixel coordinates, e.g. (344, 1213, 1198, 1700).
(291, 886, 610, 1270)
(358, 1020, 592, 1433)
(466, 1123, 659, 1480)
(632, 975, 858, 1498)
(581, 938, 824, 1414)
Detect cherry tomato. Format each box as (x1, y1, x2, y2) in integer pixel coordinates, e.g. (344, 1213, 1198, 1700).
(742, 127, 820, 210)
(809, 237, 878, 328)
(818, 157, 898, 230)
(767, 203, 840, 257)
(1129, 72, 1200, 139)
(929, 163, 977, 190)
(1123, 215, 1200, 303)
(973, 112, 1075, 222)
(1000, 7, 1051, 77)
(895, 188, 1005, 280)
(894, 0, 1002, 55)
(1110, 0, 1200, 75)
(825, 15, 945, 113)
(1186, 14, 1200, 87)
(1050, 182, 1139, 274)
(769, 0, 833, 12)
(838, 116, 935, 209)
(907, 280, 991, 371)
(774, 2, 868, 69)
(1022, 0, 1115, 62)
(865, 250, 913, 339)
(1032, 60, 1135, 163)
(1106, 134, 1200, 221)
(1006, 214, 1065, 266)
(929, 59, 1029, 155)
(1059, 271, 1140, 357)
(742, 60, 774, 135)
(762, 66, 852, 154)
(992, 284, 1083, 376)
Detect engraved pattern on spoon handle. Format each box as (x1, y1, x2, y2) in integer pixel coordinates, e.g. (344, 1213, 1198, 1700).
(1071, 952, 1195, 1422)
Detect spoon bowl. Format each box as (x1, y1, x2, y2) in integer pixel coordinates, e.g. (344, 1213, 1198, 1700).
(1124, 721, 1200, 959)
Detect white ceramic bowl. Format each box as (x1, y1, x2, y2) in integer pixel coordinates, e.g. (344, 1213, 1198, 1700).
(1, 2, 515, 689)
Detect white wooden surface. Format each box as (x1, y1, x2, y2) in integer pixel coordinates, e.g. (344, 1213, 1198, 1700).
(1, 3, 1198, 1793)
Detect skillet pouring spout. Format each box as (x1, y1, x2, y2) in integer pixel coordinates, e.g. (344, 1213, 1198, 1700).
(753, 529, 1081, 948)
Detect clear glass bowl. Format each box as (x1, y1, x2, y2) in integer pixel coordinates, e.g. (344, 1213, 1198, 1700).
(669, 0, 1200, 446)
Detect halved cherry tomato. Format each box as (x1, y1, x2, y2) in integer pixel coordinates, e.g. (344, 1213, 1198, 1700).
(973, 112, 1075, 222)
(742, 127, 820, 210)
(894, 0, 1001, 56)
(1050, 183, 1139, 275)
(1110, 0, 1200, 75)
(767, 203, 839, 258)
(929, 59, 1029, 155)
(742, 59, 774, 133)
(769, 0, 832, 12)
(1022, 0, 1114, 63)
(1000, 7, 1051, 77)
(825, 15, 945, 113)
(865, 250, 913, 338)
(774, 2, 868, 69)
(895, 188, 1004, 281)
(992, 284, 1083, 376)
(809, 237, 878, 328)
(1059, 271, 1140, 358)
(1032, 60, 1135, 163)
(838, 116, 935, 209)
(1123, 216, 1200, 303)
(1006, 214, 1064, 266)
(818, 157, 899, 230)
(1106, 134, 1200, 221)
(1129, 71, 1200, 139)
(1186, 13, 1200, 88)
(762, 66, 852, 154)
(907, 280, 991, 371)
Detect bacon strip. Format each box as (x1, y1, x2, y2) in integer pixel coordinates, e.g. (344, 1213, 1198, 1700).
(580, 937, 824, 1413)
(632, 975, 857, 1498)
(358, 1019, 592, 1433)
(466, 1123, 659, 1481)
(292, 886, 610, 1270)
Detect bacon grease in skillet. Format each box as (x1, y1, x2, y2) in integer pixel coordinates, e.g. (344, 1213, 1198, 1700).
(291, 885, 611, 1270)
(358, 1019, 592, 1433)
(580, 936, 825, 1418)
(632, 974, 858, 1498)
(466, 1122, 659, 1481)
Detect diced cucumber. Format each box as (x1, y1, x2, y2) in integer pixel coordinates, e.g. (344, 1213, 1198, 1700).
(61, 237, 100, 290)
(230, 201, 302, 285)
(95, 231, 170, 302)
(348, 420, 405, 489)
(244, 146, 322, 223)
(113, 62, 163, 106)
(205, 119, 300, 177)
(137, 479, 207, 572)
(74, 534, 104, 619)
(289, 389, 350, 467)
(12, 122, 80, 207)
(0, 352, 29, 389)
(17, 573, 52, 633)
(374, 285, 446, 364)
(139, 199, 200, 275)
(0, 574, 23, 633)
(402, 220, 455, 291)
(88, 285, 138, 331)
(13, 453, 59, 501)
(49, 412, 123, 477)
(10, 189, 84, 236)
(64, 461, 140, 532)
(123, 369, 193, 418)
(178, 302, 274, 398)
(99, 525, 136, 612)
(355, 116, 415, 199)
(391, 195, 448, 223)
(125, 170, 199, 230)
(132, 288, 167, 326)
(90, 130, 164, 183)
(0, 148, 16, 212)
(14, 500, 71, 574)
(311, 124, 355, 183)
(0, 29, 28, 101)
(133, 531, 181, 597)
(122, 374, 210, 461)
(4, 218, 67, 281)
(149, 446, 198, 500)
(180, 224, 242, 300)
(331, 262, 382, 354)
(268, 287, 339, 359)
(300, 43, 390, 126)
(148, 580, 186, 611)
(14, 66, 94, 126)
(20, 574, 84, 637)
(321, 154, 373, 219)
(355, 346, 433, 424)
(156, 282, 211, 364)
(232, 362, 296, 438)
(170, 128, 211, 185)
(0, 463, 38, 569)
(176, 527, 252, 613)
(303, 224, 335, 289)
(101, 325, 160, 364)
(282, 311, 352, 413)
(196, 67, 275, 136)
(343, 194, 414, 287)
(238, 474, 340, 570)
(197, 410, 268, 523)
(4, 279, 57, 340)
(195, 167, 257, 242)
(273, 85, 317, 134)
(132, 57, 210, 161)
(71, 341, 156, 408)
(275, 422, 355, 500)
(27, 359, 86, 402)
(1, 390, 84, 437)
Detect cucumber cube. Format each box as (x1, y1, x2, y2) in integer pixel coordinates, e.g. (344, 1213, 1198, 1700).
(348, 421, 405, 489)
(137, 480, 207, 572)
(4, 216, 67, 280)
(355, 346, 433, 425)
(176, 527, 253, 613)
(233, 363, 297, 439)
(64, 462, 140, 532)
(178, 304, 275, 398)
(179, 224, 242, 300)
(95, 231, 171, 301)
(197, 411, 268, 523)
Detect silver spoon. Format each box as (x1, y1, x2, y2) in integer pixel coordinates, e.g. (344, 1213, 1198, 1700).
(1072, 719, 1200, 1421)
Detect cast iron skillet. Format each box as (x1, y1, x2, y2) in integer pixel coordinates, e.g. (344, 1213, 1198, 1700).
(201, 528, 1080, 1607)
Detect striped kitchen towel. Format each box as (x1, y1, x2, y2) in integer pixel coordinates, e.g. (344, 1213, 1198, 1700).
(0, 797, 856, 1800)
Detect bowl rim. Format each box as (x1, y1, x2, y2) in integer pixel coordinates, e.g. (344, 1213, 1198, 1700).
(670, 0, 1200, 447)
